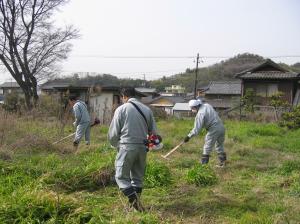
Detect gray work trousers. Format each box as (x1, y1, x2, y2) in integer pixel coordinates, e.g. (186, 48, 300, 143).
(203, 123, 225, 155)
(74, 122, 91, 144)
(115, 144, 147, 189)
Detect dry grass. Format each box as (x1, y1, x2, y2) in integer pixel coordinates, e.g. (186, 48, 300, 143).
(0, 110, 17, 146)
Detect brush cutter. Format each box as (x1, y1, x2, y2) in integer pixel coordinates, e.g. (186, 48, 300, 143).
(161, 141, 184, 159)
(52, 118, 100, 145)
(52, 132, 76, 145)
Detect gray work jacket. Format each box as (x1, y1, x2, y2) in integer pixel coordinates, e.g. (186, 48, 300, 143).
(73, 100, 90, 126)
(188, 103, 223, 138)
(108, 98, 157, 148)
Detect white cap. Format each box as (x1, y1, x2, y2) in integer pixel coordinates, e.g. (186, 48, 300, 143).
(188, 99, 202, 108)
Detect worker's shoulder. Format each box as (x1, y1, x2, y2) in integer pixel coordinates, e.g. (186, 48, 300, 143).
(74, 100, 86, 107)
(198, 103, 211, 113)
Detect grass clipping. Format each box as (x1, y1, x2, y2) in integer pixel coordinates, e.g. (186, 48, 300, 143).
(186, 165, 217, 187)
(145, 161, 172, 188)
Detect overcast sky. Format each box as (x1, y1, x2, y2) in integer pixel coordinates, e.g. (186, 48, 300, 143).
(1, 0, 300, 83)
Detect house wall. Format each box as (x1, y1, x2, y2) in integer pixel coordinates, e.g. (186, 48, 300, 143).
(243, 80, 295, 104)
(173, 110, 192, 118)
(90, 92, 113, 124)
(2, 88, 23, 95)
(89, 92, 120, 124)
(205, 94, 241, 109)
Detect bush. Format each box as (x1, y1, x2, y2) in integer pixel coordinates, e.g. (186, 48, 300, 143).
(280, 106, 300, 129)
(145, 161, 172, 188)
(242, 88, 256, 113)
(186, 165, 217, 187)
(3, 92, 24, 112)
(150, 106, 168, 119)
(37, 95, 61, 117)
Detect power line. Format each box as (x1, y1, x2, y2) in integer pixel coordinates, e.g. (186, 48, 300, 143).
(71, 55, 195, 59)
(70, 54, 300, 59)
(61, 68, 187, 75)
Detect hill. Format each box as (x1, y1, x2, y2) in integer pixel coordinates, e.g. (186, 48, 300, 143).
(150, 53, 300, 92)
(48, 53, 300, 92)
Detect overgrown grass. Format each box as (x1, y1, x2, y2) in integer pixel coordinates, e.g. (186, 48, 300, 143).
(0, 115, 300, 223)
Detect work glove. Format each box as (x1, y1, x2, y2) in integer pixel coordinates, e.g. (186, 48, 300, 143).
(184, 136, 190, 143)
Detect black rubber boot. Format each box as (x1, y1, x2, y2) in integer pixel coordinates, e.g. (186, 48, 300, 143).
(134, 187, 142, 198)
(122, 187, 145, 212)
(217, 152, 227, 167)
(201, 154, 209, 164)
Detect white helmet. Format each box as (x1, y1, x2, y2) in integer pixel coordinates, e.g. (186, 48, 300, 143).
(188, 99, 202, 108)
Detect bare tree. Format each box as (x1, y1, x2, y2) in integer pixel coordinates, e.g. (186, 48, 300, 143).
(0, 0, 79, 109)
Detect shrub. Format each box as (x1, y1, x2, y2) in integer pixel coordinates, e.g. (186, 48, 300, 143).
(280, 106, 300, 129)
(2, 92, 24, 112)
(150, 106, 168, 119)
(38, 95, 61, 117)
(242, 88, 256, 113)
(269, 92, 289, 109)
(186, 165, 217, 187)
(145, 161, 172, 188)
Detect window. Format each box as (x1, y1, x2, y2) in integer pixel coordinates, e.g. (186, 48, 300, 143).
(256, 84, 266, 97)
(267, 84, 278, 96)
(255, 83, 278, 97)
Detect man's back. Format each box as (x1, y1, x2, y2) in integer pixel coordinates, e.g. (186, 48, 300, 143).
(73, 100, 90, 124)
(108, 98, 157, 147)
(198, 103, 222, 129)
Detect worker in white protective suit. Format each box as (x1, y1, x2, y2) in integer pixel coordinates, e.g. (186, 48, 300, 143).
(183, 99, 227, 167)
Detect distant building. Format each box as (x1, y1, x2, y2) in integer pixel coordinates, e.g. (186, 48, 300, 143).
(0, 82, 22, 95)
(40, 80, 146, 124)
(236, 59, 300, 106)
(202, 81, 241, 110)
(41, 80, 121, 124)
(172, 103, 192, 118)
(164, 85, 185, 96)
(145, 95, 186, 114)
(0, 94, 4, 104)
(135, 87, 160, 99)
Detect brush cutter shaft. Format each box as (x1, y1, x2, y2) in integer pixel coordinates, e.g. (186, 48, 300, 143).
(52, 119, 100, 145)
(161, 141, 184, 159)
(52, 133, 75, 145)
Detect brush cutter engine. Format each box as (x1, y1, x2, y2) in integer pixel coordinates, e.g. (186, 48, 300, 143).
(144, 134, 163, 151)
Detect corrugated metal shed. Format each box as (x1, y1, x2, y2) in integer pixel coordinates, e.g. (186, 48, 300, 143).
(173, 103, 191, 111)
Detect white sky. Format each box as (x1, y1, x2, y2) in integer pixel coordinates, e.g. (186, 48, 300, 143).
(1, 0, 300, 83)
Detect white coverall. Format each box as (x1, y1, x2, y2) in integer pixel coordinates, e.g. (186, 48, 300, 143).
(73, 100, 91, 145)
(188, 103, 225, 155)
(108, 98, 157, 191)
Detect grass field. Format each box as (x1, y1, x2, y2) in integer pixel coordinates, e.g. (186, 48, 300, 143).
(0, 116, 300, 223)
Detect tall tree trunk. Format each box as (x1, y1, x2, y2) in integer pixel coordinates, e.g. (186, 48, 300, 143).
(24, 90, 33, 110)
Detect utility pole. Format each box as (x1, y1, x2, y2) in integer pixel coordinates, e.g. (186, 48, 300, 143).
(193, 53, 200, 98)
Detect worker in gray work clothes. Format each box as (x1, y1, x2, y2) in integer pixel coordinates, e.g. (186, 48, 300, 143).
(68, 95, 91, 147)
(108, 87, 159, 212)
(183, 99, 227, 167)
